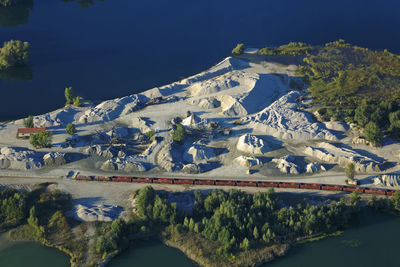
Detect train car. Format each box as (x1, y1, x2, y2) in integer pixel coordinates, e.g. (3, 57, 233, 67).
(278, 182, 300, 189)
(343, 186, 365, 193)
(153, 177, 174, 184)
(195, 179, 215, 185)
(215, 180, 237, 186)
(321, 184, 343, 191)
(111, 176, 132, 182)
(386, 190, 397, 196)
(75, 175, 93, 181)
(236, 180, 257, 187)
(173, 178, 194, 185)
(132, 177, 153, 183)
(300, 183, 321, 190)
(257, 181, 279, 188)
(364, 188, 386, 195)
(93, 176, 111, 182)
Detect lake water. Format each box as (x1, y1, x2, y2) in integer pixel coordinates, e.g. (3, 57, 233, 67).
(1, 0, 400, 121)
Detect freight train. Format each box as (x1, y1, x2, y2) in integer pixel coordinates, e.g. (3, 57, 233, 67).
(74, 175, 396, 196)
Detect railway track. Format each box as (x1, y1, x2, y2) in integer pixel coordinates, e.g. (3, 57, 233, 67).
(75, 175, 396, 196)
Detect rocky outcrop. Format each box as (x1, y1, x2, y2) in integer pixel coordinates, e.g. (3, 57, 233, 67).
(183, 145, 216, 164)
(157, 142, 183, 172)
(43, 152, 66, 166)
(374, 174, 400, 187)
(236, 134, 270, 155)
(0, 147, 43, 170)
(306, 162, 326, 173)
(272, 155, 300, 174)
(234, 155, 262, 168)
(304, 142, 383, 172)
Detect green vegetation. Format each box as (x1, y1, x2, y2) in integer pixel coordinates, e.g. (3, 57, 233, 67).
(259, 42, 312, 56)
(64, 87, 75, 106)
(0, 0, 27, 7)
(232, 43, 244, 56)
(73, 96, 83, 107)
(0, 40, 30, 70)
(172, 124, 186, 143)
(66, 123, 76, 135)
(23, 115, 34, 128)
(145, 129, 156, 139)
(30, 130, 52, 148)
(293, 39, 400, 141)
(345, 162, 355, 180)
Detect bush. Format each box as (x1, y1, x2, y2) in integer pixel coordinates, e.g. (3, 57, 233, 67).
(364, 121, 382, 145)
(30, 130, 52, 148)
(23, 115, 34, 128)
(232, 44, 244, 56)
(65, 87, 75, 106)
(345, 162, 355, 180)
(145, 130, 155, 139)
(172, 124, 186, 143)
(0, 40, 30, 70)
(73, 96, 83, 107)
(66, 123, 76, 135)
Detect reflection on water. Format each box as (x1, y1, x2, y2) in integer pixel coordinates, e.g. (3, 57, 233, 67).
(0, 65, 33, 82)
(61, 0, 105, 9)
(0, 0, 33, 27)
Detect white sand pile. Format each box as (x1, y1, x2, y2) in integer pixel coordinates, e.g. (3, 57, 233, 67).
(272, 155, 301, 174)
(374, 174, 400, 187)
(100, 156, 149, 172)
(242, 91, 337, 141)
(183, 145, 216, 164)
(306, 162, 326, 173)
(33, 107, 83, 127)
(68, 204, 123, 222)
(182, 113, 202, 128)
(234, 155, 262, 167)
(323, 121, 349, 132)
(43, 152, 66, 166)
(78, 94, 146, 123)
(304, 142, 384, 172)
(236, 134, 270, 155)
(0, 147, 43, 170)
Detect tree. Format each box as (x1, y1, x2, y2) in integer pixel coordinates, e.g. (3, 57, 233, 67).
(66, 123, 76, 135)
(345, 162, 355, 180)
(172, 124, 186, 143)
(364, 121, 382, 145)
(232, 43, 244, 55)
(239, 237, 249, 250)
(64, 87, 75, 106)
(0, 40, 30, 70)
(350, 191, 361, 208)
(30, 130, 52, 148)
(73, 96, 83, 107)
(23, 115, 34, 128)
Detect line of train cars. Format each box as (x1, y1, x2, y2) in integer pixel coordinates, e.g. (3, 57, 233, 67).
(75, 175, 397, 196)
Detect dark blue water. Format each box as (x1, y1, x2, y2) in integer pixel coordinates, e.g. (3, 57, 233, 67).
(1, 0, 400, 121)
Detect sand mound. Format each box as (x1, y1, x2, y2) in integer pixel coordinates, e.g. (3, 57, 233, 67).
(33, 107, 82, 127)
(101, 156, 149, 172)
(272, 155, 301, 174)
(0, 147, 43, 170)
(304, 142, 384, 172)
(242, 91, 337, 141)
(68, 204, 123, 222)
(236, 134, 270, 155)
(374, 174, 400, 187)
(234, 155, 262, 167)
(183, 145, 216, 164)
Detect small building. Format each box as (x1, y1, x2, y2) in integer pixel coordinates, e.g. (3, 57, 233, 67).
(17, 128, 46, 138)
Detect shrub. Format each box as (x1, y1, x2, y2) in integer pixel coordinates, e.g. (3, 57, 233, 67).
(0, 40, 30, 69)
(345, 162, 355, 180)
(172, 124, 186, 143)
(65, 87, 75, 106)
(30, 130, 52, 148)
(66, 123, 76, 135)
(23, 115, 34, 128)
(232, 44, 244, 56)
(145, 130, 155, 139)
(364, 121, 382, 145)
(73, 96, 83, 107)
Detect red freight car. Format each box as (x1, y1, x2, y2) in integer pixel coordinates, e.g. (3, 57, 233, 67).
(321, 184, 343, 191)
(300, 183, 321, 190)
(343, 186, 364, 193)
(386, 190, 396, 196)
(195, 179, 215, 185)
(111, 176, 132, 182)
(236, 181, 257, 187)
(75, 175, 93, 181)
(153, 177, 174, 184)
(93, 176, 111, 182)
(215, 180, 237, 186)
(364, 188, 386, 195)
(173, 178, 194, 185)
(278, 182, 300, 189)
(257, 181, 279, 188)
(132, 177, 153, 183)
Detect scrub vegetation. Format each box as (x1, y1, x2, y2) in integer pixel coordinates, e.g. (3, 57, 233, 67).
(0, 40, 30, 70)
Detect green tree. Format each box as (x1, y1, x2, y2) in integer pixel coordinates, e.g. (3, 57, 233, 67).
(73, 96, 83, 107)
(172, 124, 186, 143)
(240, 237, 249, 250)
(0, 40, 30, 70)
(364, 121, 382, 145)
(232, 43, 244, 55)
(30, 130, 52, 148)
(345, 162, 355, 180)
(23, 115, 34, 128)
(64, 87, 75, 106)
(66, 123, 76, 135)
(350, 191, 361, 208)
